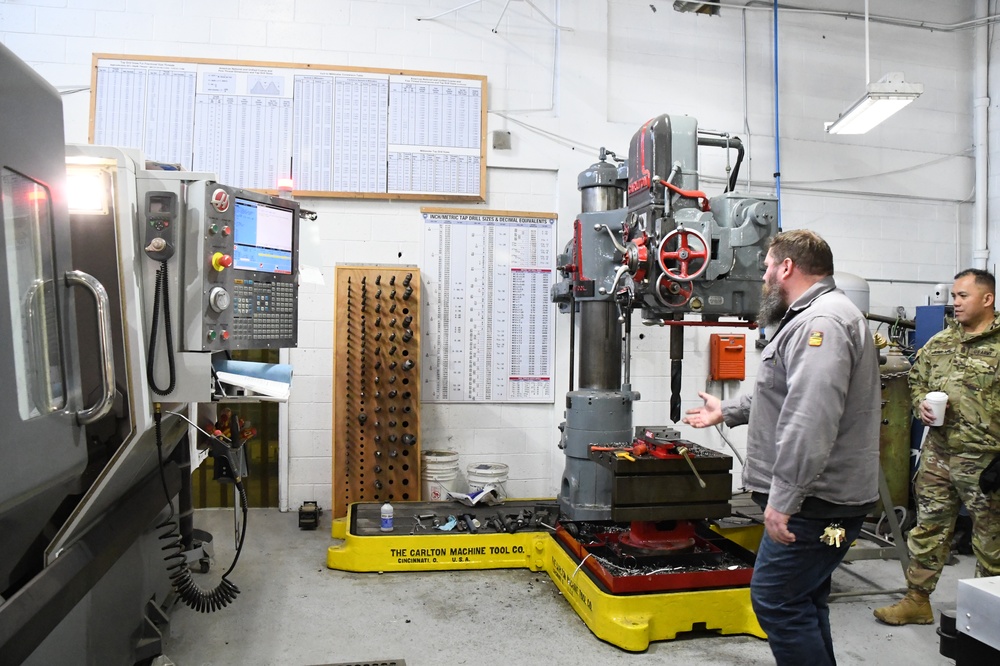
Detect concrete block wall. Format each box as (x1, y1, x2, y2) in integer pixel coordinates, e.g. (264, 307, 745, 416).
(2, 0, 983, 509)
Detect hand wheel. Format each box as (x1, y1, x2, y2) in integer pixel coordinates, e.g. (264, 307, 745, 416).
(657, 227, 709, 282)
(655, 273, 693, 307)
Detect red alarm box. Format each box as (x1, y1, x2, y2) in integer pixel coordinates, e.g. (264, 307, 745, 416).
(710, 334, 746, 381)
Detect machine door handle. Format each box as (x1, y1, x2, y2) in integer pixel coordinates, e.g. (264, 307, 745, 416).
(65, 270, 115, 424)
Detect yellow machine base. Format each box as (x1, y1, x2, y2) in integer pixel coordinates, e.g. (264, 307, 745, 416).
(327, 500, 555, 572)
(327, 501, 765, 652)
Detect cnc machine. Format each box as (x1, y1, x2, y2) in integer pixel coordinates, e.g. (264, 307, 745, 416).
(0, 44, 300, 665)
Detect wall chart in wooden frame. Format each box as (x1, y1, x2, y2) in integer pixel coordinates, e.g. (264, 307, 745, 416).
(90, 54, 486, 202)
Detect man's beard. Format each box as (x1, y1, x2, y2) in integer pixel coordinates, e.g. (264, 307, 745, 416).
(757, 277, 788, 328)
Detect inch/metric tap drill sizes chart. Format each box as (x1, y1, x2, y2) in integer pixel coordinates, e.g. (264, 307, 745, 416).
(421, 209, 556, 403)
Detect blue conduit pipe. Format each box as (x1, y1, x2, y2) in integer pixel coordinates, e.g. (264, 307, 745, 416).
(772, 0, 782, 230)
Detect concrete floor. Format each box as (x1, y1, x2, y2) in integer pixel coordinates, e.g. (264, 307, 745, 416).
(163, 507, 974, 666)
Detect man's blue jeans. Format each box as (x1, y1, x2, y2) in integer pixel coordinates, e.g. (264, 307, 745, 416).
(750, 513, 866, 666)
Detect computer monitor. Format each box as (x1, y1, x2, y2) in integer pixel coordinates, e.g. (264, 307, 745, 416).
(232, 197, 294, 275)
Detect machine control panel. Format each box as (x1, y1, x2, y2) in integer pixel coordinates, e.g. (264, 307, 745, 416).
(184, 182, 299, 351)
(142, 191, 177, 261)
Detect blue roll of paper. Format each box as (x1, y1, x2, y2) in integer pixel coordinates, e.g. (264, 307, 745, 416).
(212, 359, 294, 399)
(213, 359, 294, 384)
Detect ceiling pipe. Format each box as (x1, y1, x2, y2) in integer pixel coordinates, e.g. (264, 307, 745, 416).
(687, 1, 1000, 32)
(974, 0, 990, 270)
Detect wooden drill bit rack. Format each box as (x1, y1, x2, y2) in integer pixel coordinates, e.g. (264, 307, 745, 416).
(333, 265, 421, 518)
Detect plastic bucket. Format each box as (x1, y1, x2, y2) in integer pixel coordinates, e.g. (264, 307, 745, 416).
(421, 450, 461, 501)
(466, 462, 509, 501)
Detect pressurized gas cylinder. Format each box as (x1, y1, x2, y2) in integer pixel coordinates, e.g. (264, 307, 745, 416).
(834, 272, 871, 314)
(880, 348, 912, 509)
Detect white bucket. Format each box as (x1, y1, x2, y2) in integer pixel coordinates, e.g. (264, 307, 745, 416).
(466, 462, 509, 501)
(421, 450, 461, 501)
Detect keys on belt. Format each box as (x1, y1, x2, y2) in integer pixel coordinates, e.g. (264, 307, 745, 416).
(820, 523, 846, 548)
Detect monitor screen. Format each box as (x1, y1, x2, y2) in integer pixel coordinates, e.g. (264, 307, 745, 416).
(232, 197, 294, 274)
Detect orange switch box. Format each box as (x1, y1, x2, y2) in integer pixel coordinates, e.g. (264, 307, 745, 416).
(710, 333, 746, 381)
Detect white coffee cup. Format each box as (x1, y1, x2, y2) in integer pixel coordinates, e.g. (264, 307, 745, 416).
(926, 391, 949, 426)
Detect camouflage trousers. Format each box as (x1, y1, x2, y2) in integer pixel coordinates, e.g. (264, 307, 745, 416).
(905, 442, 1000, 594)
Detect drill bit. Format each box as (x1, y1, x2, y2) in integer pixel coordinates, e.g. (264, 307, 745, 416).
(669, 325, 683, 422)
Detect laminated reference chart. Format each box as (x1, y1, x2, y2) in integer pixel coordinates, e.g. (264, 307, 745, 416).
(388, 76, 482, 196)
(91, 55, 485, 200)
(421, 208, 556, 403)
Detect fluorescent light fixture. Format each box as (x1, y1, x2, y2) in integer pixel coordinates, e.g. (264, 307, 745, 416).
(673, 1, 721, 16)
(825, 72, 923, 135)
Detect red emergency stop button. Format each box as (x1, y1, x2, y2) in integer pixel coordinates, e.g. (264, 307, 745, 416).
(212, 252, 233, 272)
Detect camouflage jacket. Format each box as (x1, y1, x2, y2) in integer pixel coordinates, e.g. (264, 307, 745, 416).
(910, 311, 1000, 454)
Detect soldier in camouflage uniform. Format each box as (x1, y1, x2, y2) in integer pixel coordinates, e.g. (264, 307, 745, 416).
(874, 268, 1000, 626)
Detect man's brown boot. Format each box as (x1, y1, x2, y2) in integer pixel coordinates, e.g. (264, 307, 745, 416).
(873, 590, 934, 625)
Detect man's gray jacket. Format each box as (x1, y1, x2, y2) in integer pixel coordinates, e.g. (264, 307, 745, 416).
(720, 276, 881, 515)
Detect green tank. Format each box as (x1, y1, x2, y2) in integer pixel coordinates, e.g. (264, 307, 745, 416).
(880, 348, 912, 508)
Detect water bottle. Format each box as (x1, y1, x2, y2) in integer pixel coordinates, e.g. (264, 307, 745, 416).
(380, 502, 394, 532)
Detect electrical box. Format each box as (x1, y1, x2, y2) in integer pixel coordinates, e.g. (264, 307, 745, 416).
(914, 304, 951, 350)
(710, 334, 745, 381)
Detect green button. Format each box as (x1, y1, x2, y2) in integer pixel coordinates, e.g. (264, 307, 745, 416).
(207, 330, 217, 341)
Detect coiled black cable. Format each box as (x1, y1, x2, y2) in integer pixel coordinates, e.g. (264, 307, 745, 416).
(147, 261, 176, 395)
(153, 406, 248, 612)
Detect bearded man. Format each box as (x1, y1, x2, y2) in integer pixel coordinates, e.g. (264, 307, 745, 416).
(684, 229, 881, 666)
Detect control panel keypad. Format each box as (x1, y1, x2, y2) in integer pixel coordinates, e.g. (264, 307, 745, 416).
(233, 280, 296, 343)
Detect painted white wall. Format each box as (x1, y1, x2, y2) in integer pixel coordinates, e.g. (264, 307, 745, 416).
(2, 0, 984, 508)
